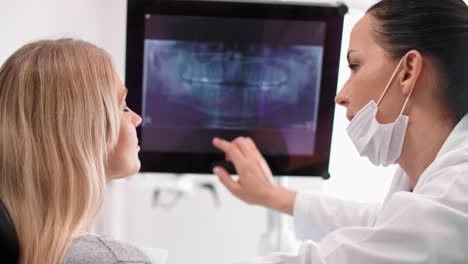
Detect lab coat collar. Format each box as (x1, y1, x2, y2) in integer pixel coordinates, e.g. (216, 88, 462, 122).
(390, 114, 468, 194)
(413, 113, 468, 190)
(435, 113, 468, 159)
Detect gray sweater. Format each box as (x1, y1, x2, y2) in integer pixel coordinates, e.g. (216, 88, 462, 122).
(64, 233, 152, 264)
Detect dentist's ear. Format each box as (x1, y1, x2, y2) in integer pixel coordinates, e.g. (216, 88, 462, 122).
(399, 50, 423, 96)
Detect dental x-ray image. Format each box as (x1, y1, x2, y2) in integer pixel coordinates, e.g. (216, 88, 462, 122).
(141, 40, 323, 155)
(137, 12, 329, 156)
(143, 40, 322, 127)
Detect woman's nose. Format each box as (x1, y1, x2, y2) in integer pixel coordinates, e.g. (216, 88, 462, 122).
(132, 111, 142, 127)
(335, 90, 349, 107)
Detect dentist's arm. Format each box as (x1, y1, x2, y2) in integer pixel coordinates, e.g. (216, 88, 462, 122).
(212, 136, 297, 215)
(212, 136, 381, 241)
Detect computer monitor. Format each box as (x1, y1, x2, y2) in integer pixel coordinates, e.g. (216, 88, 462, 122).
(125, 0, 347, 178)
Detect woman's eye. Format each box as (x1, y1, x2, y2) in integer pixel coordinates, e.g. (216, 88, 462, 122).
(123, 107, 130, 112)
(348, 64, 360, 71)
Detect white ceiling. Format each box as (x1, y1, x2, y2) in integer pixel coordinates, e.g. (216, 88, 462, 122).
(343, 0, 379, 11)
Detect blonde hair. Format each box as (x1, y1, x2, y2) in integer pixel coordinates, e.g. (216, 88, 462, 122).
(0, 39, 121, 263)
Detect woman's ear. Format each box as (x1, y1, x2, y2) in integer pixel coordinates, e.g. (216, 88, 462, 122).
(399, 50, 422, 96)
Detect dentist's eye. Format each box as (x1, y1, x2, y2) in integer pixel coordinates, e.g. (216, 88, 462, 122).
(123, 107, 131, 112)
(348, 64, 360, 70)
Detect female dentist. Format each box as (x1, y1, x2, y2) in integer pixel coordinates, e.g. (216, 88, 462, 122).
(212, 0, 468, 263)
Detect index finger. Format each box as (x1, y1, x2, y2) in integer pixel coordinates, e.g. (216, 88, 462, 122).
(212, 137, 246, 164)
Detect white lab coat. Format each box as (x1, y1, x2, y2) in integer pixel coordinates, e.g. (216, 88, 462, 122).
(238, 114, 468, 264)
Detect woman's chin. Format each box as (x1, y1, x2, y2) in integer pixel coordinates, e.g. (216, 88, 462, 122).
(108, 161, 141, 180)
(126, 161, 141, 178)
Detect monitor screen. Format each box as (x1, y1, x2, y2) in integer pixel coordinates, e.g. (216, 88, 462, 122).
(126, 0, 347, 177)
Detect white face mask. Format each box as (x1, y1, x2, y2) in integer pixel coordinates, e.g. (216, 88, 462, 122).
(346, 57, 415, 167)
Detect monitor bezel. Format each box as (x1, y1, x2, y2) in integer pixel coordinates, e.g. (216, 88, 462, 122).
(125, 0, 347, 178)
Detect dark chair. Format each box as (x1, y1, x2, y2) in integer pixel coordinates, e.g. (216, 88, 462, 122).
(0, 199, 19, 263)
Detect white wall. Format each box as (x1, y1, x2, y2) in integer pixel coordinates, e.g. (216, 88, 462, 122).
(0, 0, 400, 263)
(1, 0, 96, 64)
(0, 0, 127, 74)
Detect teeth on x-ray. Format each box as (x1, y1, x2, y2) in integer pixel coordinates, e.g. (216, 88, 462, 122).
(145, 40, 322, 129)
(182, 53, 289, 88)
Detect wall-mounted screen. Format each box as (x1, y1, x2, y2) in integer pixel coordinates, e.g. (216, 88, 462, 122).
(126, 0, 347, 177)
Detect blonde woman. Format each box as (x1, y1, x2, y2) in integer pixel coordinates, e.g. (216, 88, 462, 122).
(0, 39, 150, 263)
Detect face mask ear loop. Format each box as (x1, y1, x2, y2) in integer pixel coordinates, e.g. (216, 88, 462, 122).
(377, 58, 405, 106)
(399, 81, 416, 116)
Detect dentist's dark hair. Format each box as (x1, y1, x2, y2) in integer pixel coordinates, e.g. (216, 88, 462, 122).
(367, 0, 468, 122)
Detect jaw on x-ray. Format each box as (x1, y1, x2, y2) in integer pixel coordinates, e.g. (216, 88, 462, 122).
(143, 40, 322, 130)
